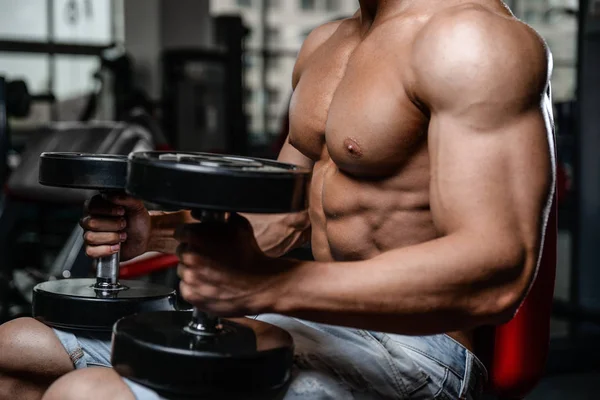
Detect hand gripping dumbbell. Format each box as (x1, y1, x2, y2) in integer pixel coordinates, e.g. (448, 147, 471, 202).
(33, 152, 176, 331)
(110, 152, 311, 399)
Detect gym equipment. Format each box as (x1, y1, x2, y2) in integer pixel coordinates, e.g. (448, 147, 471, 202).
(0, 122, 156, 325)
(112, 152, 310, 399)
(162, 16, 248, 154)
(32, 152, 176, 331)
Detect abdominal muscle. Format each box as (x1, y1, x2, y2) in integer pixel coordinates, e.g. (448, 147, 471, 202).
(307, 159, 476, 352)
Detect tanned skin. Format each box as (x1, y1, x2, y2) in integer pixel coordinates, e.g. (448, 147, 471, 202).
(4, 1, 555, 400)
(170, 0, 554, 347)
(84, 1, 553, 347)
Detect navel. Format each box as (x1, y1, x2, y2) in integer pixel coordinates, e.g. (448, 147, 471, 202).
(343, 138, 363, 158)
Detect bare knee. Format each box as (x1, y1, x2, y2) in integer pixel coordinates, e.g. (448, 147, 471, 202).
(43, 368, 135, 400)
(0, 317, 73, 378)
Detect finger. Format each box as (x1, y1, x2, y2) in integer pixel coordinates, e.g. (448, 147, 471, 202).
(83, 231, 126, 246)
(179, 281, 221, 305)
(79, 216, 126, 232)
(177, 250, 224, 283)
(179, 281, 202, 305)
(85, 195, 125, 217)
(176, 243, 207, 261)
(179, 250, 205, 271)
(103, 193, 146, 212)
(85, 244, 120, 258)
(177, 263, 195, 283)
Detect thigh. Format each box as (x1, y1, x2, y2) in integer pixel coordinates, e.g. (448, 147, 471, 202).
(256, 315, 430, 399)
(43, 367, 137, 400)
(122, 379, 166, 400)
(0, 317, 73, 377)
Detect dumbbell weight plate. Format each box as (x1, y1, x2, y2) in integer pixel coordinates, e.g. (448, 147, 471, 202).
(126, 151, 308, 213)
(33, 279, 176, 331)
(112, 312, 294, 399)
(111, 152, 311, 398)
(35, 152, 177, 331)
(39, 152, 128, 190)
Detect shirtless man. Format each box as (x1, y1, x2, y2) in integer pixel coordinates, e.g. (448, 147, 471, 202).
(0, 0, 554, 399)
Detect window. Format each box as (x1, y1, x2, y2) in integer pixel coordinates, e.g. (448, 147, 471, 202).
(0, 0, 48, 40)
(299, 0, 316, 11)
(324, 0, 339, 12)
(237, 0, 252, 7)
(266, 26, 281, 46)
(0, 0, 116, 123)
(53, 0, 112, 44)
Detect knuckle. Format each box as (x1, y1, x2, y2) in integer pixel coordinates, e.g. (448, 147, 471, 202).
(177, 265, 191, 282)
(176, 267, 184, 280)
(182, 270, 195, 284)
(79, 216, 90, 228)
(85, 247, 95, 257)
(181, 252, 201, 267)
(199, 285, 217, 299)
(179, 284, 194, 302)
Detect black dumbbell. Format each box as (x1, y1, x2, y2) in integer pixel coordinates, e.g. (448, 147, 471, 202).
(34, 152, 176, 331)
(111, 152, 311, 399)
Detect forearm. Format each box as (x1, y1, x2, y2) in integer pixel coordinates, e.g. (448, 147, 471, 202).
(147, 210, 195, 254)
(273, 231, 530, 335)
(243, 211, 311, 258)
(147, 210, 311, 258)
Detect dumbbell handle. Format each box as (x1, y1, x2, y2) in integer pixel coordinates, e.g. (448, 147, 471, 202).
(92, 190, 122, 290)
(95, 252, 120, 287)
(185, 210, 229, 336)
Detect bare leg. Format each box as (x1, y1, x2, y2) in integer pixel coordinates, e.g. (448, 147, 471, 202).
(0, 318, 74, 400)
(42, 368, 135, 400)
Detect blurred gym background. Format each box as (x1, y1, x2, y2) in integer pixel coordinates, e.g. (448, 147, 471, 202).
(0, 1, 597, 398)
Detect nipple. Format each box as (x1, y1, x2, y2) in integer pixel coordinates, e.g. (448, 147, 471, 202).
(344, 138, 363, 158)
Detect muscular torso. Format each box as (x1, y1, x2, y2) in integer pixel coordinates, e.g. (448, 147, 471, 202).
(288, 1, 514, 350)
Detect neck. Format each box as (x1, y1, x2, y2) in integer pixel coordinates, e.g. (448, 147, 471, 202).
(358, 0, 407, 22)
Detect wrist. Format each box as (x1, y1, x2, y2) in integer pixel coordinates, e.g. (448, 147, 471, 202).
(147, 210, 192, 254)
(259, 257, 316, 315)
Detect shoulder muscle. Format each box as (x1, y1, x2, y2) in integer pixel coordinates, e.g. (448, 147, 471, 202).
(411, 4, 550, 122)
